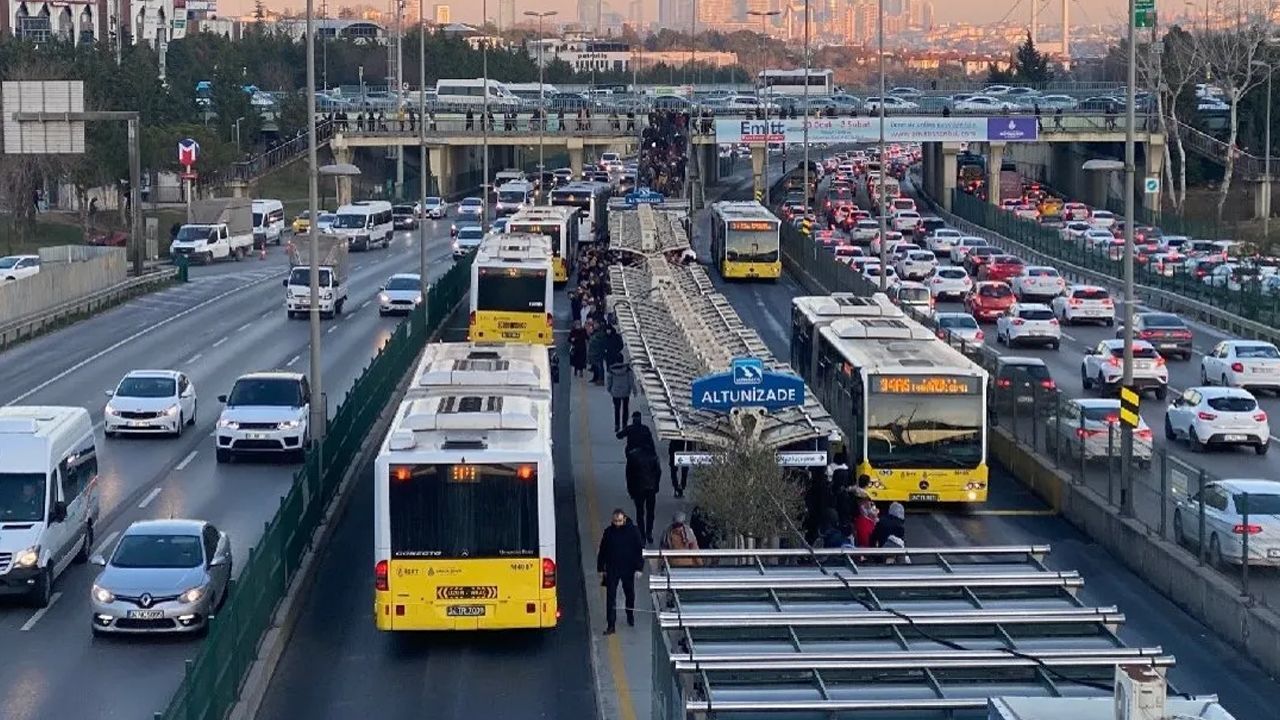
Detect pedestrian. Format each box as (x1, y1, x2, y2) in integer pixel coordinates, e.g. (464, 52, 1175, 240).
(871, 501, 906, 549)
(625, 439, 662, 544)
(465, 107, 475, 131)
(616, 410, 656, 455)
(587, 323, 607, 384)
(568, 321, 588, 377)
(659, 512, 702, 567)
(606, 359, 636, 433)
(853, 488, 878, 548)
(596, 508, 644, 635)
(667, 438, 690, 498)
(603, 325, 624, 366)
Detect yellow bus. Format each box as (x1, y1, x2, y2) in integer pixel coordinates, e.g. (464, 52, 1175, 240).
(468, 233, 554, 345)
(374, 342, 557, 631)
(710, 201, 783, 280)
(506, 205, 579, 284)
(791, 294, 990, 504)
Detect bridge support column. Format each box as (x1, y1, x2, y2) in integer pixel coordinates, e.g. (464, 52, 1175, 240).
(1252, 180, 1272, 221)
(567, 138, 585, 181)
(941, 144, 959, 212)
(751, 143, 766, 203)
(227, 180, 249, 199)
(428, 146, 454, 197)
(332, 145, 354, 206)
(1142, 139, 1165, 213)
(986, 142, 1005, 206)
(702, 143, 720, 186)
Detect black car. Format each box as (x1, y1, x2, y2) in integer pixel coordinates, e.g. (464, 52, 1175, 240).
(992, 356, 1056, 416)
(392, 205, 418, 230)
(1121, 313, 1194, 360)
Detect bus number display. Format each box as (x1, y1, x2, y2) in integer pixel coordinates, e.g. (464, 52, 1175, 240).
(450, 465, 481, 483)
(872, 375, 979, 395)
(728, 220, 777, 231)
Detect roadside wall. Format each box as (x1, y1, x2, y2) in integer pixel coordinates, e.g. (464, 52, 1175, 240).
(0, 245, 126, 326)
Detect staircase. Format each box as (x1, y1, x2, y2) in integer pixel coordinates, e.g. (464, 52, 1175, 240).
(203, 119, 337, 191)
(1174, 119, 1266, 179)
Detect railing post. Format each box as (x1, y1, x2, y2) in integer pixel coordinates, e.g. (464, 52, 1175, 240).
(1241, 491, 1252, 597)
(1159, 451, 1168, 538)
(1198, 469, 1208, 565)
(1106, 426, 1115, 505)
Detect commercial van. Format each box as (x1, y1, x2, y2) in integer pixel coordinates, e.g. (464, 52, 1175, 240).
(495, 181, 533, 216)
(434, 78, 520, 108)
(252, 198, 286, 246)
(328, 200, 394, 251)
(0, 406, 100, 607)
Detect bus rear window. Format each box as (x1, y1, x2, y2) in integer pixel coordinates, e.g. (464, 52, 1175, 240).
(388, 463, 539, 559)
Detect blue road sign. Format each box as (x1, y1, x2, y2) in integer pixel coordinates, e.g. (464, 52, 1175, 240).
(625, 188, 665, 206)
(691, 357, 805, 412)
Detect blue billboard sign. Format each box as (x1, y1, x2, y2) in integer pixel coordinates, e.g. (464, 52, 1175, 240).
(987, 117, 1039, 142)
(625, 188, 665, 206)
(690, 357, 805, 413)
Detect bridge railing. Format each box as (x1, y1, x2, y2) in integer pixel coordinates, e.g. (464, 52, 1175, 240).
(1174, 119, 1266, 178)
(203, 119, 336, 190)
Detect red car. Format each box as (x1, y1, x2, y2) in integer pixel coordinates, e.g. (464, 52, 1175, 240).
(963, 245, 1003, 276)
(964, 281, 1016, 322)
(978, 254, 1026, 283)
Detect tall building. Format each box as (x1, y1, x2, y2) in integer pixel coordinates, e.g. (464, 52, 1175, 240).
(432, 3, 449, 23)
(577, 0, 599, 30)
(627, 0, 642, 28)
(658, 0, 693, 31)
(698, 0, 733, 26)
(496, 0, 513, 29)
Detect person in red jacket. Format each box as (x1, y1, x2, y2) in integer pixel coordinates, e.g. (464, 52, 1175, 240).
(852, 486, 879, 548)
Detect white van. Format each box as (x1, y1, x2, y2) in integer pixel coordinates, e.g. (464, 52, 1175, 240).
(495, 181, 533, 216)
(0, 406, 100, 607)
(252, 199, 286, 246)
(434, 78, 520, 108)
(328, 200, 394, 251)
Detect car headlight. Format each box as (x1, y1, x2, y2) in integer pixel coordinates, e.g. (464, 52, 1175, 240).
(180, 587, 204, 604)
(278, 419, 301, 430)
(14, 546, 39, 568)
(93, 584, 115, 604)
(218, 419, 239, 430)
(105, 405, 119, 416)
(378, 292, 389, 304)
(164, 404, 180, 416)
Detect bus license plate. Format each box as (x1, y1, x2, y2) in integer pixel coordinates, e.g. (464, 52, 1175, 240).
(909, 493, 938, 502)
(446, 605, 486, 617)
(502, 331, 522, 339)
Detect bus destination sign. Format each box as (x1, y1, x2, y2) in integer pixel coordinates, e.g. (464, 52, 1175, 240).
(727, 220, 777, 232)
(871, 375, 980, 395)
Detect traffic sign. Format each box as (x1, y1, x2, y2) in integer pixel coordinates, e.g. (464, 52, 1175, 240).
(754, 188, 763, 202)
(624, 187, 664, 206)
(178, 137, 200, 168)
(1119, 386, 1141, 428)
(691, 357, 805, 413)
(1134, 0, 1155, 28)
(1144, 176, 1160, 194)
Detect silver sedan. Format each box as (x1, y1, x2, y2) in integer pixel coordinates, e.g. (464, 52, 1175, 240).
(90, 519, 232, 636)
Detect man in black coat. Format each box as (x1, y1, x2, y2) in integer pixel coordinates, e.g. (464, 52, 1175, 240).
(597, 509, 644, 634)
(625, 441, 662, 544)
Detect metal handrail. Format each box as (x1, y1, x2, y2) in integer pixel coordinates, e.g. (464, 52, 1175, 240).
(657, 607, 1124, 629)
(1174, 119, 1265, 178)
(649, 571, 1081, 591)
(672, 650, 1173, 672)
(670, 647, 1158, 664)
(644, 544, 1050, 559)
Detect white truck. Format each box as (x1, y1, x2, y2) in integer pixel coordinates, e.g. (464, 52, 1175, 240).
(285, 235, 349, 318)
(171, 198, 255, 263)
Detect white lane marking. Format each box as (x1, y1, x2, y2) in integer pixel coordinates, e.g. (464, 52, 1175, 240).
(138, 487, 163, 509)
(287, 354, 301, 367)
(211, 336, 229, 348)
(933, 514, 969, 545)
(360, 300, 371, 310)
(21, 592, 63, 631)
(175, 450, 199, 471)
(237, 322, 254, 332)
(326, 325, 337, 334)
(5, 271, 285, 406)
(185, 352, 203, 365)
(1061, 332, 1078, 342)
(93, 530, 120, 557)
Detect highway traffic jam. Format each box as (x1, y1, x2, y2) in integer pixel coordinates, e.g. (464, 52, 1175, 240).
(778, 144, 1280, 566)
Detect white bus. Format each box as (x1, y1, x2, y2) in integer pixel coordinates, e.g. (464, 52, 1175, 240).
(550, 181, 611, 244)
(434, 78, 521, 108)
(507, 205, 580, 284)
(470, 233, 554, 345)
(374, 343, 556, 631)
(329, 200, 393, 251)
(758, 68, 836, 96)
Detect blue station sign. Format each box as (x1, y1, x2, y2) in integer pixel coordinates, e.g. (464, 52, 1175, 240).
(624, 188, 665, 206)
(690, 357, 805, 413)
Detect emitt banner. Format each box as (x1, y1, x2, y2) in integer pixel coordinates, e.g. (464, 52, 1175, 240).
(714, 116, 1039, 144)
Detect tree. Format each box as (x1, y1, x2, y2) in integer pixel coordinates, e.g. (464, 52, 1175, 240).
(1012, 33, 1053, 83)
(986, 64, 1014, 85)
(1195, 8, 1272, 219)
(1138, 26, 1203, 210)
(690, 433, 805, 546)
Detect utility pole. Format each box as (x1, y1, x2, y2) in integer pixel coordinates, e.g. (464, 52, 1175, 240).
(525, 10, 558, 203)
(306, 0, 326, 447)
(482, 0, 490, 231)
(419, 0, 429, 300)
(395, 0, 405, 200)
(877, 0, 888, 292)
(748, 9, 781, 205)
(1120, 0, 1137, 517)
(802, 0, 810, 210)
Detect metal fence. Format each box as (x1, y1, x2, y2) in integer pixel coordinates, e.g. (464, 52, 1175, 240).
(153, 256, 472, 720)
(949, 191, 1280, 327)
(778, 219, 1280, 613)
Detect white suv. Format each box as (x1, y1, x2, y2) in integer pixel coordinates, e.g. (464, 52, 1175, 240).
(929, 266, 972, 301)
(215, 372, 310, 463)
(925, 228, 963, 254)
(1051, 284, 1115, 326)
(995, 303, 1061, 350)
(1081, 339, 1168, 399)
(1164, 386, 1269, 454)
(891, 210, 921, 233)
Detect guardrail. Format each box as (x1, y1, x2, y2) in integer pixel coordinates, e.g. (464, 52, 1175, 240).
(0, 269, 176, 351)
(153, 256, 471, 720)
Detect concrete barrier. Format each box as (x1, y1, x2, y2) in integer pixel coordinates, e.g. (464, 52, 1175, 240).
(0, 246, 126, 327)
(990, 428, 1280, 678)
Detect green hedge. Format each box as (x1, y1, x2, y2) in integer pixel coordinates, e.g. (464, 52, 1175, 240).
(154, 255, 472, 720)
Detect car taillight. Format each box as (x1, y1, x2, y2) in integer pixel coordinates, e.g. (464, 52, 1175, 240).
(375, 560, 389, 591)
(974, 330, 984, 341)
(1233, 524, 1263, 535)
(1174, 330, 1192, 338)
(1040, 379, 1056, 389)
(1136, 428, 1153, 440)
(1012, 318, 1025, 325)
(1197, 411, 1218, 421)
(1101, 298, 1114, 306)
(997, 378, 1012, 388)
(1049, 318, 1059, 325)
(1139, 329, 1156, 339)
(542, 557, 557, 589)
(1076, 428, 1103, 439)
(1108, 356, 1121, 367)
(1068, 298, 1082, 306)
(1255, 412, 1269, 422)
(1232, 362, 1245, 372)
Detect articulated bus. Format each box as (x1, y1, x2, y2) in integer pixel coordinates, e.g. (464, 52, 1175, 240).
(469, 233, 555, 345)
(709, 201, 782, 280)
(551, 181, 611, 245)
(506, 205, 579, 284)
(791, 293, 990, 504)
(375, 342, 556, 631)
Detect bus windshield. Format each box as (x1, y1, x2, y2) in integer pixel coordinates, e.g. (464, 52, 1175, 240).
(477, 268, 547, 313)
(865, 391, 984, 469)
(726, 228, 779, 263)
(388, 463, 539, 558)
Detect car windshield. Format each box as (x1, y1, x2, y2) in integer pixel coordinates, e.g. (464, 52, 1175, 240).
(0, 257, 18, 269)
(393, 206, 415, 215)
(332, 213, 368, 230)
(1143, 314, 1184, 328)
(938, 315, 978, 329)
(1207, 396, 1258, 412)
(458, 228, 484, 241)
(386, 276, 420, 291)
(1000, 362, 1050, 380)
(111, 534, 204, 569)
(0, 472, 46, 522)
(116, 376, 176, 398)
(461, 198, 482, 207)
(288, 268, 332, 286)
(227, 378, 302, 407)
(1233, 493, 1280, 514)
(425, 198, 442, 206)
(1236, 344, 1280, 359)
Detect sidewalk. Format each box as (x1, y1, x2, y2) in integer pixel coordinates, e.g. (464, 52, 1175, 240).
(571, 364, 688, 720)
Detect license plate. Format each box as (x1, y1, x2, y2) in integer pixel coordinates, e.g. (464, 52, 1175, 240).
(127, 610, 164, 620)
(908, 493, 938, 502)
(1158, 342, 1179, 349)
(445, 605, 486, 617)
(1223, 434, 1249, 442)
(501, 331, 522, 339)
(246, 432, 269, 440)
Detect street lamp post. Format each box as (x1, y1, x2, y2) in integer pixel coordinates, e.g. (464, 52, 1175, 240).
(802, 0, 810, 210)
(481, 0, 490, 232)
(305, 0, 325, 447)
(395, 0, 405, 200)
(877, 0, 888, 291)
(1121, 0, 1137, 517)
(419, 0, 429, 300)
(747, 9, 780, 205)
(1253, 60, 1272, 238)
(526, 10, 558, 203)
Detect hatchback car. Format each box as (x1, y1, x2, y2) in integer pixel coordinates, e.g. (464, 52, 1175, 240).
(453, 225, 485, 258)
(964, 281, 1015, 322)
(378, 273, 423, 316)
(1044, 398, 1154, 465)
(895, 250, 938, 281)
(1164, 386, 1269, 454)
(1200, 340, 1280, 392)
(933, 311, 984, 346)
(929, 266, 973, 301)
(1081, 339, 1169, 398)
(1010, 266, 1065, 301)
(1121, 312, 1194, 360)
(422, 197, 448, 219)
(1051, 285, 1115, 326)
(0, 254, 40, 282)
(963, 246, 1002, 276)
(924, 228, 963, 253)
(996, 303, 1061, 349)
(1174, 479, 1280, 566)
(90, 519, 231, 635)
(104, 370, 197, 438)
(215, 372, 310, 463)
